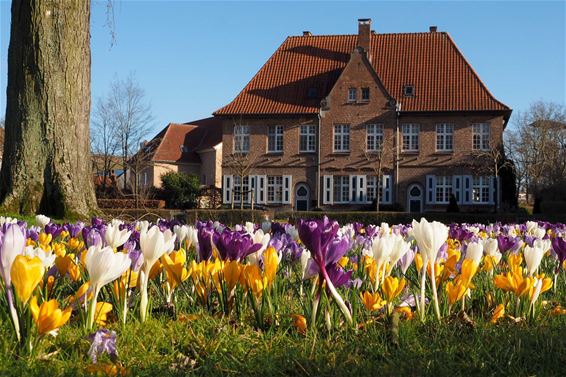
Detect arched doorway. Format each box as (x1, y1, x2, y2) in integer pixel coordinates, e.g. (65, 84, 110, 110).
(407, 183, 423, 213)
(295, 183, 310, 211)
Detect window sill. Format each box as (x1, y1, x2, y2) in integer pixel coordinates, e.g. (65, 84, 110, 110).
(298, 151, 317, 155)
(400, 150, 419, 155)
(265, 151, 284, 156)
(332, 151, 350, 155)
(433, 150, 454, 155)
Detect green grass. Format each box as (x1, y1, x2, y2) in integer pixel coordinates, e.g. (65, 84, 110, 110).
(1, 309, 566, 376)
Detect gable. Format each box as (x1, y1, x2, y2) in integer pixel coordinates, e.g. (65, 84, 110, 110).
(214, 32, 510, 115)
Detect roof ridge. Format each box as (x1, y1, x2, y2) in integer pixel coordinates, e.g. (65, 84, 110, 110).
(287, 32, 447, 38)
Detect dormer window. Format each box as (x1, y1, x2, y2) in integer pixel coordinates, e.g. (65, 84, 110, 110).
(307, 87, 318, 99)
(348, 88, 357, 102)
(403, 85, 415, 97)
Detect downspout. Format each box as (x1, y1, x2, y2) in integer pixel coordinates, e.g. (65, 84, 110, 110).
(317, 112, 322, 208)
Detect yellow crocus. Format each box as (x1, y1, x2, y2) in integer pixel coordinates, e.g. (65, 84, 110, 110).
(70, 282, 93, 305)
(223, 260, 242, 292)
(38, 233, 53, 248)
(360, 291, 386, 311)
(445, 279, 468, 306)
(263, 247, 279, 288)
(242, 264, 264, 298)
(508, 253, 523, 269)
(94, 302, 113, 326)
(67, 237, 85, 253)
(290, 314, 307, 334)
(362, 255, 377, 285)
(161, 249, 190, 290)
(491, 304, 505, 324)
(11, 255, 44, 304)
(55, 253, 81, 281)
(29, 296, 72, 337)
(338, 256, 349, 268)
(382, 276, 406, 302)
(460, 259, 478, 285)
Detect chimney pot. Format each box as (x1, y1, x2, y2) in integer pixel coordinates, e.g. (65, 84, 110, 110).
(429, 26, 437, 32)
(303, 31, 312, 36)
(357, 18, 372, 53)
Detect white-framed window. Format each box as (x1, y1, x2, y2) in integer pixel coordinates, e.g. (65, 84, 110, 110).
(366, 124, 384, 152)
(435, 176, 453, 204)
(472, 123, 490, 150)
(234, 125, 250, 153)
(267, 176, 283, 203)
(348, 88, 357, 102)
(366, 175, 391, 204)
(299, 125, 316, 153)
(267, 125, 283, 153)
(436, 123, 454, 151)
(334, 124, 350, 152)
(333, 176, 350, 203)
(472, 176, 490, 203)
(233, 175, 250, 203)
(401, 124, 419, 152)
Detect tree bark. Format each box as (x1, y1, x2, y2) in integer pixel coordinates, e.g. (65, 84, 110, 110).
(0, 0, 97, 218)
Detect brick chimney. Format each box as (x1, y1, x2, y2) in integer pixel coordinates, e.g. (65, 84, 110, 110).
(357, 18, 372, 52)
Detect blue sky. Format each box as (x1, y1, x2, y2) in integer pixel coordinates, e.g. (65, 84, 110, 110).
(1, 0, 565, 137)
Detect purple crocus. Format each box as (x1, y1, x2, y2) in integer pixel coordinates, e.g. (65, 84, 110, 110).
(216, 230, 262, 261)
(196, 225, 218, 261)
(552, 236, 566, 271)
(497, 235, 517, 254)
(44, 223, 63, 238)
(87, 329, 118, 363)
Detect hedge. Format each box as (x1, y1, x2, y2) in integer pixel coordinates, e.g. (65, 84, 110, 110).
(97, 199, 165, 209)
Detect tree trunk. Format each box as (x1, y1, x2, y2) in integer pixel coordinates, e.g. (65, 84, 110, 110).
(0, 0, 97, 218)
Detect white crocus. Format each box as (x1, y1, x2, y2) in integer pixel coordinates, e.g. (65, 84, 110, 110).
(139, 226, 176, 322)
(173, 225, 189, 247)
(84, 245, 130, 329)
(482, 238, 502, 265)
(35, 214, 50, 228)
(0, 224, 26, 340)
(465, 242, 484, 266)
(286, 225, 299, 241)
(247, 229, 270, 266)
(524, 239, 548, 276)
(370, 234, 395, 290)
(104, 223, 131, 249)
(23, 246, 56, 269)
(0, 216, 18, 226)
(136, 220, 150, 234)
(411, 218, 449, 321)
(388, 234, 411, 273)
(244, 222, 255, 235)
(186, 225, 199, 250)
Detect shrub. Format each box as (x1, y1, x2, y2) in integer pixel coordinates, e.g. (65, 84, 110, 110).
(160, 172, 200, 209)
(97, 199, 165, 209)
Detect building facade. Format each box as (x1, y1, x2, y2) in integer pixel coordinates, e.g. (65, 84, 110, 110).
(215, 19, 511, 212)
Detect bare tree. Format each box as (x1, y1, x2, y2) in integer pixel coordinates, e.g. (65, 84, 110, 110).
(363, 134, 394, 213)
(91, 97, 120, 192)
(224, 152, 259, 210)
(104, 74, 154, 190)
(506, 101, 566, 203)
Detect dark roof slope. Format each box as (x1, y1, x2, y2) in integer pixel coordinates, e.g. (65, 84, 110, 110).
(215, 32, 510, 115)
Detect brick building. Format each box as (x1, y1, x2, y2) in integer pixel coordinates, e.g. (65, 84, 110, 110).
(214, 19, 511, 212)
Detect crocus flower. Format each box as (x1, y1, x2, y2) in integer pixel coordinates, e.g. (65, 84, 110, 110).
(11, 255, 44, 304)
(139, 226, 176, 322)
(84, 245, 131, 329)
(551, 236, 566, 271)
(360, 291, 386, 311)
(197, 225, 217, 261)
(161, 249, 190, 302)
(298, 217, 352, 324)
(35, 214, 50, 228)
(23, 246, 56, 269)
(104, 223, 132, 250)
(88, 329, 118, 364)
(464, 242, 483, 266)
(216, 230, 262, 261)
(29, 296, 72, 337)
(411, 218, 449, 321)
(524, 239, 548, 276)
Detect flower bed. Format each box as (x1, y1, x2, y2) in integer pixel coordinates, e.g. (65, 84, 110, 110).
(1, 214, 566, 373)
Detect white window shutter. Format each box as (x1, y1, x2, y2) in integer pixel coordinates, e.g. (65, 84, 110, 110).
(452, 175, 462, 204)
(426, 175, 436, 204)
(323, 175, 333, 204)
(463, 175, 472, 204)
(282, 175, 292, 204)
(359, 175, 366, 203)
(223, 175, 233, 204)
(258, 175, 267, 204)
(382, 175, 392, 204)
(250, 175, 257, 204)
(349, 175, 357, 203)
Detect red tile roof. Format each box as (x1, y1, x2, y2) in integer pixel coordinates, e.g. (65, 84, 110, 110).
(142, 117, 222, 164)
(215, 32, 510, 115)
